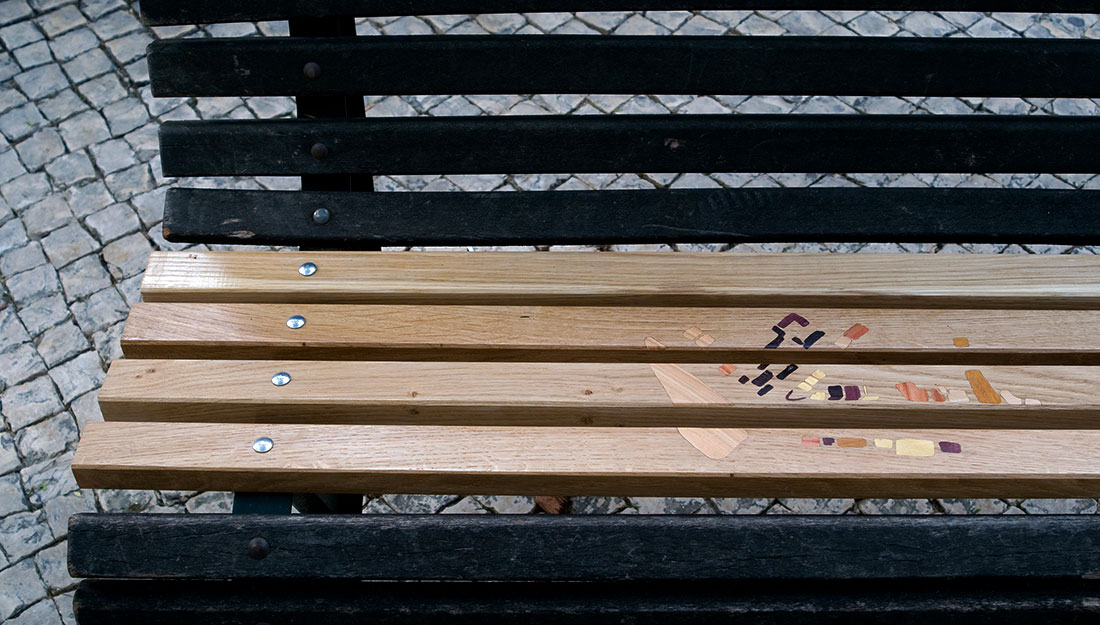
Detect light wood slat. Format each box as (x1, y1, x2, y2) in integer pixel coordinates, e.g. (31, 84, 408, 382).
(122, 303, 1100, 364)
(100, 359, 1098, 428)
(139, 252, 1100, 309)
(72, 422, 1100, 497)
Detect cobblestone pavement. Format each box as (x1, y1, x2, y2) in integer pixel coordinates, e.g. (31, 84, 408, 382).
(3, 2, 1100, 622)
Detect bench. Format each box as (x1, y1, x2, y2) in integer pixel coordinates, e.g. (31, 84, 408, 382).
(67, 1, 1100, 622)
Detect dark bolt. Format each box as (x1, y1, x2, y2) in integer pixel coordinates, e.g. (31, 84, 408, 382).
(312, 208, 330, 224)
(248, 537, 270, 560)
(303, 62, 322, 80)
(310, 143, 328, 161)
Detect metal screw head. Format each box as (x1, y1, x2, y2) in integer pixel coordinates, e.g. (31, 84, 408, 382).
(310, 142, 328, 161)
(252, 437, 274, 453)
(286, 315, 306, 329)
(298, 262, 317, 276)
(271, 372, 291, 387)
(248, 536, 271, 560)
(312, 208, 330, 225)
(302, 62, 322, 80)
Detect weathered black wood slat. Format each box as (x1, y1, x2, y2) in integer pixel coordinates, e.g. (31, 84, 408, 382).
(159, 115, 1100, 177)
(68, 514, 1100, 580)
(138, 0, 1100, 25)
(162, 187, 1100, 246)
(149, 36, 1100, 98)
(72, 579, 1100, 624)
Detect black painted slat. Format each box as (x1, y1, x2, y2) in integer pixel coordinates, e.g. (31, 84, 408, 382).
(139, 0, 1100, 25)
(162, 187, 1100, 246)
(68, 514, 1100, 580)
(148, 36, 1100, 98)
(72, 578, 1100, 624)
(158, 115, 1100, 177)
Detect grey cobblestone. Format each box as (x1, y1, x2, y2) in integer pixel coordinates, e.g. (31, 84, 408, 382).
(1, 376, 62, 430)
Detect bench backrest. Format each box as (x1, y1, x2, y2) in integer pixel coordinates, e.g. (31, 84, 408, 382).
(142, 1, 1100, 250)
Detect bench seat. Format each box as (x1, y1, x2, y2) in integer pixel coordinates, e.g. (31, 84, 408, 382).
(72, 250, 1100, 499)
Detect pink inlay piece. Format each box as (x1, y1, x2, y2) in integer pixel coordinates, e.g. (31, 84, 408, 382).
(842, 323, 870, 340)
(719, 364, 737, 376)
(896, 382, 929, 403)
(802, 436, 821, 446)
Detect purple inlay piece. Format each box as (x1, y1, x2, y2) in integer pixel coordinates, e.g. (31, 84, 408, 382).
(776, 364, 799, 380)
(785, 390, 806, 401)
(757, 385, 773, 396)
(939, 441, 963, 454)
(758, 363, 770, 370)
(751, 371, 774, 387)
(822, 437, 836, 446)
(844, 385, 861, 401)
(765, 327, 785, 349)
(777, 313, 810, 329)
(792, 336, 804, 345)
(738, 375, 750, 385)
(827, 385, 844, 400)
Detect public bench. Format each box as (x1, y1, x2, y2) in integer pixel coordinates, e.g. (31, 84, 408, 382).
(67, 1, 1100, 622)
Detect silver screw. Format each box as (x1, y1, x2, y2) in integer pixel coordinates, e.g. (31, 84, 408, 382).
(271, 372, 291, 386)
(286, 315, 306, 329)
(298, 262, 317, 277)
(252, 437, 274, 453)
(312, 208, 330, 224)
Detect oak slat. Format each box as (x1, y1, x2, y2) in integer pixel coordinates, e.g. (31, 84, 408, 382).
(99, 359, 1097, 428)
(122, 303, 1100, 364)
(139, 251, 1100, 309)
(72, 422, 1100, 497)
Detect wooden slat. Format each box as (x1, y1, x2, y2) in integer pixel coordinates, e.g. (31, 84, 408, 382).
(71, 579, 1100, 624)
(71, 422, 1100, 497)
(68, 515, 1100, 580)
(139, 251, 1100, 309)
(162, 187, 1100, 247)
(121, 303, 1100, 365)
(150, 36, 1100, 98)
(97, 359, 1100, 427)
(158, 115, 1100, 177)
(138, 0, 1100, 26)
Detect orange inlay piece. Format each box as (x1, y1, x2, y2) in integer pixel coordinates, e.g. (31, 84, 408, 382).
(928, 388, 946, 403)
(683, 326, 704, 341)
(801, 436, 821, 446)
(965, 369, 1002, 405)
(896, 381, 929, 402)
(842, 323, 870, 340)
(719, 364, 737, 376)
(695, 334, 716, 347)
(953, 337, 970, 348)
(838, 437, 868, 448)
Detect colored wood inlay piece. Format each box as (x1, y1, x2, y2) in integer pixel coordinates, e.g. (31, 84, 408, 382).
(123, 302, 1100, 365)
(140, 251, 1100, 309)
(965, 370, 1003, 405)
(98, 360, 1100, 429)
(72, 422, 1100, 498)
(954, 337, 971, 348)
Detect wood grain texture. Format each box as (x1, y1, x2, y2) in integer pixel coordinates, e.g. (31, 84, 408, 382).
(139, 251, 1100, 309)
(68, 515, 1100, 580)
(150, 36, 1100, 98)
(71, 422, 1100, 497)
(70, 578, 1100, 624)
(122, 303, 1100, 364)
(139, 0, 1100, 25)
(159, 115, 1100, 177)
(99, 359, 1099, 428)
(161, 187, 1100, 247)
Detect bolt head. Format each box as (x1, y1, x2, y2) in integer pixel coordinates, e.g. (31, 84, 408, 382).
(252, 437, 274, 453)
(310, 142, 328, 161)
(303, 62, 322, 80)
(271, 372, 291, 387)
(248, 536, 271, 560)
(312, 208, 330, 224)
(298, 262, 317, 276)
(286, 315, 306, 329)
